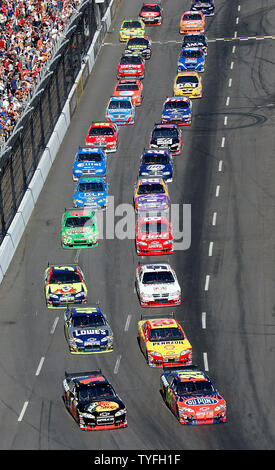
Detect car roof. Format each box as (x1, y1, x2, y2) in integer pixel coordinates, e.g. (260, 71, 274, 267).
(69, 306, 102, 317)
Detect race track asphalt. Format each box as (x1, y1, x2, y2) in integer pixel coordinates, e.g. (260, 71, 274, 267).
(0, 0, 274, 451)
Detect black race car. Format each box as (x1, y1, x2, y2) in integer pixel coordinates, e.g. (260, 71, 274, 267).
(182, 33, 208, 55)
(62, 370, 127, 431)
(149, 123, 182, 156)
(125, 36, 152, 59)
(191, 1, 215, 16)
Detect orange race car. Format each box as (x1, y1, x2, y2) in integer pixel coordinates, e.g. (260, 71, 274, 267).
(179, 11, 205, 34)
(113, 79, 144, 107)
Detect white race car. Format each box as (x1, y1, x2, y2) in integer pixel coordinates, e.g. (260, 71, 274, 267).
(135, 263, 181, 307)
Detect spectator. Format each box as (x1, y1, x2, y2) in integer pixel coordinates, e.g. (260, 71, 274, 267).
(0, 0, 83, 141)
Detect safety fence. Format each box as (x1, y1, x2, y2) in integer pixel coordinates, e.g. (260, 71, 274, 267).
(0, 0, 113, 243)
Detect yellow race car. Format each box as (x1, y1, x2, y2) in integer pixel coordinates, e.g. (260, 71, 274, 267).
(133, 176, 170, 212)
(173, 71, 202, 98)
(119, 18, 145, 42)
(44, 264, 87, 308)
(137, 314, 192, 367)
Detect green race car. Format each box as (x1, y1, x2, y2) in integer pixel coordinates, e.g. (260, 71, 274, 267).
(61, 208, 99, 249)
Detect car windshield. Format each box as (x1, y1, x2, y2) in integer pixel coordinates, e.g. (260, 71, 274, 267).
(50, 271, 81, 284)
(164, 101, 189, 109)
(109, 100, 132, 109)
(141, 5, 161, 12)
(89, 126, 114, 136)
(149, 327, 184, 341)
(176, 76, 198, 85)
(137, 183, 165, 194)
(72, 313, 105, 328)
(65, 216, 95, 228)
(185, 35, 205, 44)
(181, 49, 203, 58)
(78, 383, 115, 402)
(142, 271, 174, 284)
(77, 153, 102, 162)
(117, 83, 139, 91)
(140, 221, 168, 233)
(143, 155, 169, 164)
(123, 21, 142, 29)
(78, 182, 105, 192)
(183, 13, 202, 20)
(177, 380, 215, 395)
(121, 55, 142, 64)
(128, 37, 149, 46)
(152, 128, 178, 139)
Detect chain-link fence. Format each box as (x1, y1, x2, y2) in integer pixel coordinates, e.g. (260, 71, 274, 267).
(0, 0, 113, 243)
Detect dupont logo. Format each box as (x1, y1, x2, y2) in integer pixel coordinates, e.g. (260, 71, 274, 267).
(185, 397, 218, 406)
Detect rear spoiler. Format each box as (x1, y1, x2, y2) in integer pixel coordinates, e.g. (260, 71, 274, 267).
(65, 370, 102, 379)
(162, 365, 199, 373)
(140, 312, 175, 321)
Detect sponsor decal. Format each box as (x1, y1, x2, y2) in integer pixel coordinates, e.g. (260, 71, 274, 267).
(185, 397, 218, 406)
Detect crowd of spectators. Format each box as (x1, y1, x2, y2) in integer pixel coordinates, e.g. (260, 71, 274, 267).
(0, 0, 83, 143)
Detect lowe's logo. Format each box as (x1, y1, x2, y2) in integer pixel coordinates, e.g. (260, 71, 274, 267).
(185, 397, 218, 406)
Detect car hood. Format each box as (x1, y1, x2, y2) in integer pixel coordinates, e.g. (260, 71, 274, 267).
(70, 326, 111, 342)
(47, 283, 84, 295)
(78, 397, 125, 414)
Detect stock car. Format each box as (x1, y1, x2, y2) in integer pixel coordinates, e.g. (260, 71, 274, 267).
(117, 53, 145, 80)
(178, 47, 205, 72)
(182, 33, 208, 55)
(179, 11, 205, 35)
(105, 96, 135, 126)
(139, 2, 163, 25)
(160, 366, 227, 425)
(134, 177, 169, 213)
(173, 71, 202, 99)
(119, 18, 145, 42)
(85, 122, 118, 153)
(44, 264, 87, 308)
(72, 147, 106, 181)
(73, 177, 108, 210)
(135, 213, 174, 255)
(61, 208, 98, 249)
(125, 36, 152, 60)
(191, 0, 215, 16)
(64, 306, 113, 354)
(149, 123, 182, 155)
(113, 79, 143, 107)
(139, 148, 173, 182)
(62, 370, 127, 431)
(137, 315, 192, 367)
(135, 263, 181, 307)
(161, 97, 192, 126)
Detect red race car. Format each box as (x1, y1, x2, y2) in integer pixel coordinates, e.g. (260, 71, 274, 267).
(139, 2, 163, 25)
(117, 53, 145, 80)
(85, 122, 118, 153)
(136, 214, 174, 255)
(113, 79, 144, 107)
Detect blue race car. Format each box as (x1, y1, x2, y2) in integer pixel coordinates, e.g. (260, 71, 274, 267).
(105, 96, 135, 125)
(178, 47, 205, 72)
(191, 1, 215, 16)
(72, 147, 107, 181)
(139, 148, 173, 182)
(73, 177, 108, 210)
(161, 97, 192, 126)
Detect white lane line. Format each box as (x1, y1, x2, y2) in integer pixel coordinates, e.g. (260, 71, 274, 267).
(18, 401, 29, 422)
(204, 275, 210, 291)
(224, 116, 228, 126)
(238, 5, 241, 11)
(124, 314, 131, 332)
(226, 96, 230, 106)
(114, 355, 121, 374)
(216, 185, 220, 197)
(234, 31, 237, 38)
(212, 212, 217, 226)
(221, 136, 225, 148)
(50, 316, 59, 334)
(236, 17, 239, 25)
(228, 78, 232, 87)
(202, 312, 206, 329)
(203, 352, 209, 371)
(208, 241, 213, 257)
(35, 357, 45, 376)
(74, 249, 81, 264)
(232, 45, 236, 53)
(218, 160, 223, 172)
(230, 61, 234, 69)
